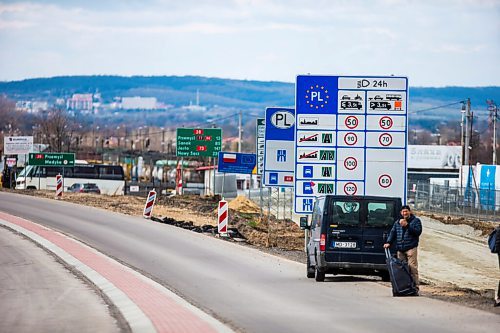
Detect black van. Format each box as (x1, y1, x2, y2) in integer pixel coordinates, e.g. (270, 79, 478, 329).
(301, 195, 402, 282)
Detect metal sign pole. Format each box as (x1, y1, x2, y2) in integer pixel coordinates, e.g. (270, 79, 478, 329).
(221, 173, 225, 199)
(259, 176, 263, 221)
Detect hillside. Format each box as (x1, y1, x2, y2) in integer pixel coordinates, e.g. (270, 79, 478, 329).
(0, 75, 498, 114)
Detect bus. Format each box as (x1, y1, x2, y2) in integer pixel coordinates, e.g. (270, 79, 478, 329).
(16, 163, 125, 195)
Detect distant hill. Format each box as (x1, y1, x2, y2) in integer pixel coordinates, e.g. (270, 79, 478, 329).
(1, 75, 498, 112)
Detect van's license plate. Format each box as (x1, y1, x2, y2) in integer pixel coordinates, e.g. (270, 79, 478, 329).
(333, 241, 357, 249)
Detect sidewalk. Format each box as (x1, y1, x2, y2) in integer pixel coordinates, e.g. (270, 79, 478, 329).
(0, 226, 121, 333)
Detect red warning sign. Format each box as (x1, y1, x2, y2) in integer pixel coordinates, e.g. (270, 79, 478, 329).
(378, 174, 392, 188)
(379, 133, 393, 147)
(344, 132, 358, 146)
(344, 182, 357, 195)
(344, 157, 357, 170)
(345, 116, 359, 129)
(379, 116, 393, 130)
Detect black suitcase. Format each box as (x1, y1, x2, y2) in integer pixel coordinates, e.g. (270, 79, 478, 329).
(385, 248, 418, 296)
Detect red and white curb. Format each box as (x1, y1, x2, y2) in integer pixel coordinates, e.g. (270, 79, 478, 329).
(0, 212, 233, 333)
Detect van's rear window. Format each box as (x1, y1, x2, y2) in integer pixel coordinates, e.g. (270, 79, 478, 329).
(367, 202, 395, 227)
(329, 201, 360, 226)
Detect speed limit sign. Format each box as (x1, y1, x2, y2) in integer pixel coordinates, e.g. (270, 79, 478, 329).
(379, 116, 393, 130)
(378, 174, 392, 188)
(344, 157, 357, 170)
(344, 132, 358, 146)
(345, 116, 359, 129)
(344, 182, 358, 195)
(378, 133, 393, 147)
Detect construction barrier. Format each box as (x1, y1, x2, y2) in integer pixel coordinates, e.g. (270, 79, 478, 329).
(218, 200, 228, 235)
(143, 189, 157, 219)
(55, 174, 63, 198)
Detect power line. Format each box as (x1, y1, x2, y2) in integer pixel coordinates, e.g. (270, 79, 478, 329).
(409, 101, 465, 114)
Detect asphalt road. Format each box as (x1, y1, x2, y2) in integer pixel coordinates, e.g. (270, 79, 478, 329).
(0, 191, 498, 333)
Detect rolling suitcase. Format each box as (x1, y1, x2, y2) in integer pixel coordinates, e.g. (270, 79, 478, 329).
(385, 248, 418, 296)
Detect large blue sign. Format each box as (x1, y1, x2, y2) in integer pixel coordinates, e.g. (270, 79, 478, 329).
(294, 75, 409, 214)
(263, 107, 295, 187)
(218, 152, 256, 174)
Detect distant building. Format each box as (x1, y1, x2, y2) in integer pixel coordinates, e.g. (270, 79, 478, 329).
(15, 100, 48, 113)
(67, 94, 93, 111)
(121, 97, 157, 110)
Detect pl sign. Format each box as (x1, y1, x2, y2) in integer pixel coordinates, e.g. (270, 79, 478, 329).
(294, 75, 409, 214)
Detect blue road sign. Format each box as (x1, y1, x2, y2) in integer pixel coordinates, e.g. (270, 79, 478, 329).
(218, 152, 256, 174)
(294, 75, 409, 214)
(264, 107, 295, 187)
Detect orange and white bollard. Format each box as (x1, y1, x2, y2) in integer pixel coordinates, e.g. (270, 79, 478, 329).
(143, 189, 157, 219)
(218, 200, 228, 235)
(55, 174, 63, 198)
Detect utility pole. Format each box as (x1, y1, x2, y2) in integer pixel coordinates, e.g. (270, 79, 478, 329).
(238, 110, 242, 153)
(487, 100, 498, 165)
(461, 101, 466, 165)
(464, 98, 472, 166)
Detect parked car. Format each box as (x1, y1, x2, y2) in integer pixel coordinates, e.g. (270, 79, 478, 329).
(301, 195, 402, 282)
(67, 183, 101, 194)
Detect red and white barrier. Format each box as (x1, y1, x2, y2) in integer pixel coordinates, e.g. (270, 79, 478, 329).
(218, 200, 228, 235)
(55, 174, 63, 198)
(143, 189, 157, 219)
(176, 163, 183, 195)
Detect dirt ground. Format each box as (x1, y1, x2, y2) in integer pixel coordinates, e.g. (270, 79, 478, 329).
(2, 189, 499, 313)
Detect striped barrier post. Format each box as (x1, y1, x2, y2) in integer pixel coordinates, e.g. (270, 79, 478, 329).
(143, 189, 157, 219)
(218, 200, 228, 235)
(55, 174, 63, 198)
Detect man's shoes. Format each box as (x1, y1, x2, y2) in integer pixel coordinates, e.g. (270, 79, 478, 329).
(494, 301, 500, 307)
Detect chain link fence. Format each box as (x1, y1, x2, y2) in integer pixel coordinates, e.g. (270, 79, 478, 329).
(408, 182, 500, 222)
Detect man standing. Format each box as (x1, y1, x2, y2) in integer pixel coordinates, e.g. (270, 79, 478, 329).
(384, 205, 423, 293)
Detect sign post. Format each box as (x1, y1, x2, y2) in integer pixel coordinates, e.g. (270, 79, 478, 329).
(294, 75, 409, 214)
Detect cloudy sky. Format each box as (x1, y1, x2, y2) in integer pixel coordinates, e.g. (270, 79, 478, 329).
(0, 0, 498, 86)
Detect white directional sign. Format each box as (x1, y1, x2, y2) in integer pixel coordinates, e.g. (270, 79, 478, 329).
(263, 108, 295, 187)
(4, 136, 33, 155)
(294, 75, 408, 214)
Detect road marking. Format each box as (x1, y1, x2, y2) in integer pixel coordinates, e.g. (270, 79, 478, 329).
(0, 212, 233, 333)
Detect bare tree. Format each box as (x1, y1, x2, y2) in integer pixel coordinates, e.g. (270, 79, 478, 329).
(38, 108, 76, 152)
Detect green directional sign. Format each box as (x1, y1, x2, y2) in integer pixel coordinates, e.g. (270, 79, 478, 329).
(176, 128, 222, 157)
(28, 153, 75, 166)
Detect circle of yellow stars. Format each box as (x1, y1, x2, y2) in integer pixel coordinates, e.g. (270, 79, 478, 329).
(305, 85, 330, 109)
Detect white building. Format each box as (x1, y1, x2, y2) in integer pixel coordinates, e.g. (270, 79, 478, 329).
(121, 97, 157, 110)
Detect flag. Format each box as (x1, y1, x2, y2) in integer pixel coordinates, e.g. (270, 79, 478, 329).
(223, 153, 237, 163)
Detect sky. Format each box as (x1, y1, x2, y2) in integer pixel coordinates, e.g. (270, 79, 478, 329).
(0, 0, 499, 86)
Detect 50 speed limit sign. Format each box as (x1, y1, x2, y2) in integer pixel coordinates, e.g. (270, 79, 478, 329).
(345, 116, 359, 129)
(379, 116, 393, 130)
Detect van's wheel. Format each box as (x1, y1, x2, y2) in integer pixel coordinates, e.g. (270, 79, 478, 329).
(315, 268, 325, 282)
(306, 256, 315, 279)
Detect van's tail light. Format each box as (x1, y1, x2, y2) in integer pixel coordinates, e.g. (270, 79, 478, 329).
(320, 233, 326, 252)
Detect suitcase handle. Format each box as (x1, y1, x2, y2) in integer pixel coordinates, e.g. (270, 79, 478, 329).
(385, 247, 392, 259)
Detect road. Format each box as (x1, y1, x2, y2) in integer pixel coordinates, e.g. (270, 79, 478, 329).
(0, 191, 498, 333)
